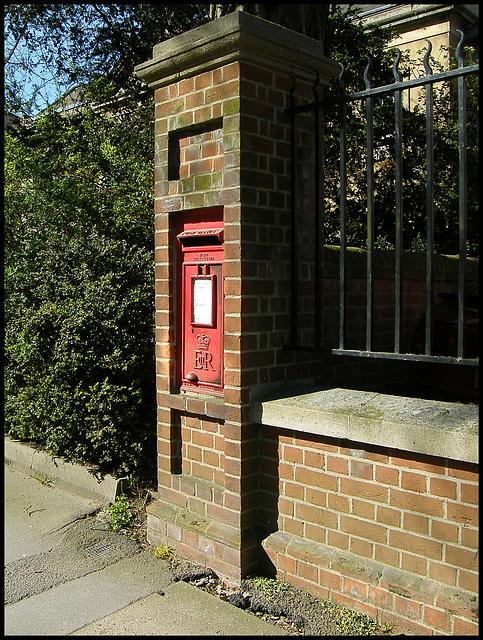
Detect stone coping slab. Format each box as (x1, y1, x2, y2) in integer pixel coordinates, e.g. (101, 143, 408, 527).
(250, 384, 478, 464)
(134, 10, 340, 89)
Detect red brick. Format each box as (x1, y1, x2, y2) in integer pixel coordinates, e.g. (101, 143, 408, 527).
(191, 461, 215, 483)
(376, 505, 401, 527)
(305, 487, 327, 507)
(327, 530, 349, 550)
(340, 515, 387, 544)
(223, 62, 239, 82)
(352, 498, 375, 520)
(390, 453, 445, 475)
(294, 468, 337, 491)
(429, 476, 457, 499)
(326, 455, 348, 474)
(350, 537, 372, 559)
(403, 512, 429, 535)
(296, 503, 338, 529)
(279, 462, 293, 480)
(445, 545, 479, 571)
(379, 610, 431, 636)
(447, 463, 478, 481)
(423, 605, 451, 632)
(458, 569, 478, 594)
(431, 519, 458, 542)
(350, 460, 373, 480)
(401, 470, 427, 493)
(401, 552, 427, 576)
(203, 450, 220, 467)
(390, 488, 443, 516)
(284, 481, 304, 500)
(340, 477, 388, 502)
(428, 561, 457, 586)
(452, 616, 479, 635)
(328, 493, 350, 514)
(319, 567, 342, 591)
(192, 430, 214, 448)
(299, 559, 318, 583)
(460, 527, 478, 549)
(304, 449, 324, 469)
(342, 577, 367, 600)
(368, 585, 394, 610)
(447, 502, 478, 526)
(186, 444, 202, 462)
(278, 554, 297, 575)
(460, 482, 478, 504)
(395, 594, 421, 620)
(282, 444, 304, 464)
(285, 518, 304, 538)
(389, 530, 442, 560)
(374, 544, 399, 567)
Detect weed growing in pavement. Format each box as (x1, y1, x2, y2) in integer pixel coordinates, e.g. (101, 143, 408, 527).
(242, 573, 394, 635)
(245, 575, 290, 600)
(329, 602, 394, 635)
(153, 544, 174, 560)
(108, 494, 137, 532)
(30, 470, 56, 487)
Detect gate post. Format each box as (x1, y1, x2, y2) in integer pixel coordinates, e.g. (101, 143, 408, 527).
(135, 10, 339, 583)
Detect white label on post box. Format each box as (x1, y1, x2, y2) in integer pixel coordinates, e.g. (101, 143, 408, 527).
(192, 277, 213, 325)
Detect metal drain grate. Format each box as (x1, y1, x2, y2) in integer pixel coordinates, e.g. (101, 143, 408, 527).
(85, 542, 116, 558)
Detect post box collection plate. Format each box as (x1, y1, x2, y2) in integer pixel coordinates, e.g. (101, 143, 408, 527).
(191, 275, 215, 326)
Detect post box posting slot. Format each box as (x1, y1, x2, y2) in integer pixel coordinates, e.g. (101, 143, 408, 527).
(177, 221, 223, 395)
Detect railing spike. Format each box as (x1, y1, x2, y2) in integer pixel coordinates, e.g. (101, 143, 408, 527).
(423, 39, 433, 76)
(364, 55, 373, 89)
(289, 76, 296, 107)
(393, 49, 402, 82)
(455, 29, 465, 68)
(313, 70, 320, 100)
(338, 62, 346, 93)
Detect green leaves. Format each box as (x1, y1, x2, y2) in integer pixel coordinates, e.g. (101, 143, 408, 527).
(5, 101, 156, 483)
(109, 494, 137, 532)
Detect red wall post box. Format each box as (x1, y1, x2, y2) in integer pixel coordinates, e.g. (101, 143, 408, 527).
(176, 209, 224, 395)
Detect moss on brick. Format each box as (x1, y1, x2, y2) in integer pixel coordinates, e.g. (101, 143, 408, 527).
(223, 97, 240, 116)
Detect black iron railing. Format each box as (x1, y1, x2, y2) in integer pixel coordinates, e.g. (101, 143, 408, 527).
(285, 30, 478, 366)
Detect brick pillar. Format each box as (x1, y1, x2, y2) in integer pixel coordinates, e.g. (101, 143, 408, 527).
(135, 11, 339, 583)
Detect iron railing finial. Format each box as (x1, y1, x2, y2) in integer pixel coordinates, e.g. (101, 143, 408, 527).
(423, 39, 433, 76)
(455, 30, 465, 68)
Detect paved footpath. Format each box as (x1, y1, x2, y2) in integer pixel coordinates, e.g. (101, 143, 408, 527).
(4, 454, 287, 636)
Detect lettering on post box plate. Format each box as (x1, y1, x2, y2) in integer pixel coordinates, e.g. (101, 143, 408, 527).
(194, 330, 215, 371)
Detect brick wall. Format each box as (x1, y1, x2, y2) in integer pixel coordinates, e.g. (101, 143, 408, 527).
(320, 247, 479, 354)
(147, 44, 339, 583)
(259, 427, 478, 635)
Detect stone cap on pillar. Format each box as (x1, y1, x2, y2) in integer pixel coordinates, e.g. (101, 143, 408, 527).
(134, 10, 340, 89)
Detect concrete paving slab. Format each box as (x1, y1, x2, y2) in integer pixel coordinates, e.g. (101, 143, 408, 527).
(5, 440, 289, 637)
(4, 552, 175, 636)
(5, 517, 142, 604)
(4, 466, 103, 564)
(69, 581, 288, 636)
